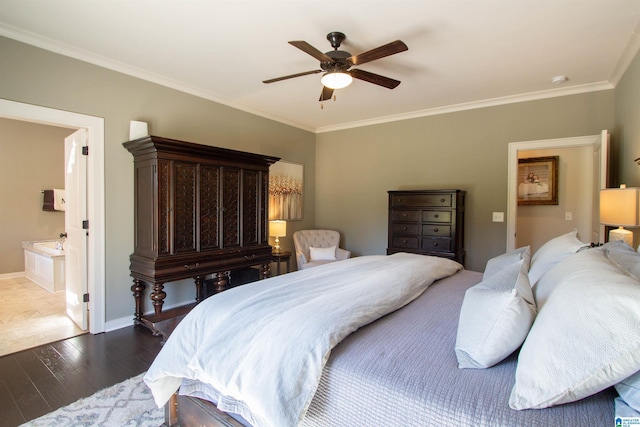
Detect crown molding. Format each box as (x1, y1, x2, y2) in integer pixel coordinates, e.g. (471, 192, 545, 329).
(315, 82, 613, 133)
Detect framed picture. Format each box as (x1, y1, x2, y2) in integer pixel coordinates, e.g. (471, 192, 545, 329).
(269, 160, 303, 220)
(517, 156, 559, 205)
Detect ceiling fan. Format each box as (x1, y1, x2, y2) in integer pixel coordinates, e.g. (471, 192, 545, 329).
(263, 32, 408, 102)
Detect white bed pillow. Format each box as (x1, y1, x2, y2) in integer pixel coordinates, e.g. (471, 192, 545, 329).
(309, 246, 337, 261)
(455, 246, 535, 369)
(528, 229, 586, 286)
(606, 242, 640, 412)
(603, 240, 640, 280)
(509, 247, 640, 410)
(483, 246, 530, 280)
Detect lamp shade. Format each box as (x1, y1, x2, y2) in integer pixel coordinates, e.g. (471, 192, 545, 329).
(599, 188, 640, 227)
(321, 72, 353, 89)
(269, 220, 287, 237)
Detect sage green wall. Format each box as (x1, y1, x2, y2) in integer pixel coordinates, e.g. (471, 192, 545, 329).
(0, 118, 72, 274)
(315, 92, 615, 272)
(0, 36, 316, 322)
(615, 49, 640, 188)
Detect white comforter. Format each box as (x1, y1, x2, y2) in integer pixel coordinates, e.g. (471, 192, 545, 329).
(144, 252, 462, 427)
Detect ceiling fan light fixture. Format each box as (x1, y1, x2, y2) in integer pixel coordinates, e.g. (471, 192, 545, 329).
(321, 71, 352, 89)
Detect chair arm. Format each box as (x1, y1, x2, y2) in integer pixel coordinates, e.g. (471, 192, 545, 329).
(296, 251, 308, 267)
(336, 248, 351, 260)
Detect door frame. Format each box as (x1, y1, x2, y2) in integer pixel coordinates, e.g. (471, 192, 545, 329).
(506, 130, 609, 251)
(0, 99, 105, 333)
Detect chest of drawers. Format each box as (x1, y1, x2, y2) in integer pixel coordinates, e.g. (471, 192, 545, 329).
(387, 190, 465, 264)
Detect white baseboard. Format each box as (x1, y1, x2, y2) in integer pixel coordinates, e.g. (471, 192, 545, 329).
(0, 271, 26, 280)
(104, 298, 195, 333)
(104, 316, 136, 332)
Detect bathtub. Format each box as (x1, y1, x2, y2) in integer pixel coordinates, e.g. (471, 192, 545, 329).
(22, 240, 65, 293)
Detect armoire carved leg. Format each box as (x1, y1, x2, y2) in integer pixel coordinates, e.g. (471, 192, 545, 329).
(213, 271, 230, 294)
(261, 263, 271, 279)
(131, 278, 145, 322)
(151, 282, 166, 315)
(194, 276, 204, 304)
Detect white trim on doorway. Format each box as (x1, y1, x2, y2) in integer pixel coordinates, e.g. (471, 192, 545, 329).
(506, 130, 609, 252)
(0, 99, 105, 334)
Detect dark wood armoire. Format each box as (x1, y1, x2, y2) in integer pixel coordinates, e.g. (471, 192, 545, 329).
(123, 136, 280, 333)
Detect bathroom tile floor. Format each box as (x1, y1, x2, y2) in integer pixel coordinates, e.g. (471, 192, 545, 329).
(0, 276, 86, 357)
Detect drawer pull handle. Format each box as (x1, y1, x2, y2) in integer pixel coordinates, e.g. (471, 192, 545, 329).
(184, 264, 190, 269)
(440, 198, 446, 203)
(403, 226, 408, 231)
(244, 254, 256, 260)
(434, 214, 439, 218)
(433, 228, 439, 232)
(402, 240, 407, 244)
(402, 213, 407, 217)
(433, 242, 439, 247)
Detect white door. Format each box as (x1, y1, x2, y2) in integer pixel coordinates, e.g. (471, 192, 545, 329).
(64, 128, 88, 330)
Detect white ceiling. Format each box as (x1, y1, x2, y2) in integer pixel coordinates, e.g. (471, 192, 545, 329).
(1, 0, 640, 133)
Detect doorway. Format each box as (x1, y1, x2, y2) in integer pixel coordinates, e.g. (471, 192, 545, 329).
(506, 131, 609, 251)
(0, 99, 105, 334)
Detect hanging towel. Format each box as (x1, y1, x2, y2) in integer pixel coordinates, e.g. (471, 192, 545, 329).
(53, 189, 66, 211)
(42, 190, 55, 211)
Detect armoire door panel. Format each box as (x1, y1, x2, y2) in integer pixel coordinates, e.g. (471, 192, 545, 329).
(260, 173, 269, 245)
(199, 165, 220, 251)
(158, 160, 171, 256)
(173, 161, 198, 254)
(242, 169, 260, 246)
(221, 167, 240, 248)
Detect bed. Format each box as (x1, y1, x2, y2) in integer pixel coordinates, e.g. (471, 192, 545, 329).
(144, 234, 640, 427)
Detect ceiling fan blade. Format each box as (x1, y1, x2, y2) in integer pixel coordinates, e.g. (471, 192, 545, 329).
(350, 69, 401, 89)
(263, 69, 322, 84)
(348, 40, 408, 66)
(289, 41, 334, 63)
(319, 86, 334, 101)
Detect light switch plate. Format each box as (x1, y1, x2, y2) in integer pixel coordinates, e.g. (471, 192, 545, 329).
(492, 212, 504, 222)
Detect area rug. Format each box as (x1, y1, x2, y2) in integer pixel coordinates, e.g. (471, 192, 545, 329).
(20, 372, 163, 427)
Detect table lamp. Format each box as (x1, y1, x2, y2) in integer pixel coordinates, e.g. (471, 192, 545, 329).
(599, 186, 640, 247)
(269, 220, 287, 253)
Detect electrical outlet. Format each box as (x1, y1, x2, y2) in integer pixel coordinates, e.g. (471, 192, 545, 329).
(565, 212, 573, 220)
(492, 212, 504, 222)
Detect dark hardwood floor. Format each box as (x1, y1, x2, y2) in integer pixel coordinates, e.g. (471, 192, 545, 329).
(0, 325, 163, 427)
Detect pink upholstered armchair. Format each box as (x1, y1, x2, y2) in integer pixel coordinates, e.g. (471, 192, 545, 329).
(292, 229, 351, 270)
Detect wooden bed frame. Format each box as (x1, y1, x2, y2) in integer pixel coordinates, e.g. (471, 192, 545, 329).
(166, 393, 245, 427)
